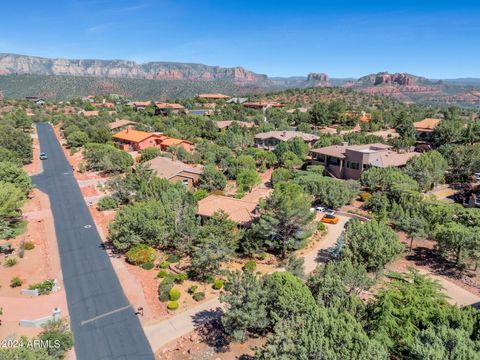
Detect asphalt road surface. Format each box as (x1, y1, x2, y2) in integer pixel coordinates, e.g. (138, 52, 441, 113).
(32, 123, 153, 360)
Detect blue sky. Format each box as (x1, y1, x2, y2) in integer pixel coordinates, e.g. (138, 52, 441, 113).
(1, 0, 479, 78)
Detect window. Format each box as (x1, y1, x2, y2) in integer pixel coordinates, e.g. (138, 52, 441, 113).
(347, 161, 360, 170)
(315, 154, 326, 163)
(328, 156, 340, 166)
(182, 179, 189, 186)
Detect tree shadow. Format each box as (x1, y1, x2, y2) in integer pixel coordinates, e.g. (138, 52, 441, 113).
(191, 308, 231, 353)
(405, 246, 475, 280)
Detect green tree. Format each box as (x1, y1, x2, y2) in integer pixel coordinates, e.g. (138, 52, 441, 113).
(38, 318, 74, 359)
(309, 102, 331, 126)
(434, 222, 480, 266)
(368, 268, 477, 355)
(139, 146, 161, 162)
(198, 164, 227, 191)
(410, 326, 480, 360)
(404, 151, 448, 192)
(307, 259, 372, 309)
(295, 173, 358, 209)
(251, 183, 314, 258)
(270, 167, 293, 186)
(0, 161, 32, 194)
(0, 124, 33, 164)
(341, 219, 404, 271)
(236, 168, 261, 193)
(84, 143, 133, 173)
(0, 182, 26, 219)
(220, 270, 269, 342)
(191, 211, 241, 277)
(66, 130, 89, 148)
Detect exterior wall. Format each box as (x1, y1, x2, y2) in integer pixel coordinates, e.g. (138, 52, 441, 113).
(169, 175, 194, 189)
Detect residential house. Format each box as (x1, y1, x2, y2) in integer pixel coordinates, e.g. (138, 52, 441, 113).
(154, 102, 185, 116)
(107, 119, 137, 132)
(129, 101, 152, 111)
(197, 93, 230, 100)
(112, 129, 193, 152)
(345, 111, 372, 122)
(227, 97, 248, 104)
(26, 96, 46, 105)
(197, 195, 258, 226)
(215, 120, 255, 130)
(91, 99, 115, 108)
(310, 143, 418, 180)
(145, 156, 203, 189)
(243, 101, 286, 110)
(188, 109, 213, 116)
(254, 131, 319, 150)
(78, 110, 116, 117)
(413, 118, 442, 141)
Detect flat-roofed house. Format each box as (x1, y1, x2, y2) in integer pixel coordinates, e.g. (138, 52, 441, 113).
(157, 136, 194, 152)
(243, 101, 286, 110)
(154, 102, 185, 116)
(254, 131, 319, 150)
(145, 156, 203, 189)
(413, 118, 442, 141)
(310, 143, 418, 180)
(107, 119, 137, 132)
(197, 195, 258, 226)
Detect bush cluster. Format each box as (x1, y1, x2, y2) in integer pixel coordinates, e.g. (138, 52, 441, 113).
(126, 244, 156, 266)
(167, 301, 179, 310)
(169, 288, 181, 301)
(28, 279, 55, 295)
(242, 260, 257, 273)
(213, 279, 224, 290)
(97, 196, 118, 211)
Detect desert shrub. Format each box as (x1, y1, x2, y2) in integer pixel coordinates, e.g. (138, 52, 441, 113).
(24, 242, 35, 250)
(157, 270, 168, 278)
(10, 276, 23, 287)
(188, 285, 198, 294)
(175, 273, 188, 284)
(142, 262, 154, 270)
(29, 279, 55, 295)
(159, 260, 170, 269)
(193, 292, 205, 302)
(213, 279, 224, 290)
(4, 258, 17, 267)
(126, 244, 156, 266)
(169, 288, 181, 301)
(167, 301, 179, 310)
(317, 222, 326, 232)
(78, 162, 86, 173)
(167, 254, 180, 263)
(204, 274, 215, 283)
(359, 191, 372, 202)
(255, 252, 267, 261)
(140, 147, 161, 162)
(158, 282, 173, 302)
(194, 188, 208, 201)
(242, 260, 257, 273)
(97, 196, 118, 211)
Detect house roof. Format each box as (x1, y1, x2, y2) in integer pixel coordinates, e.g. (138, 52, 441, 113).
(112, 129, 156, 143)
(254, 130, 319, 142)
(413, 118, 442, 132)
(286, 107, 309, 113)
(227, 97, 248, 104)
(146, 157, 203, 180)
(311, 143, 392, 159)
(188, 109, 212, 116)
(160, 137, 193, 146)
(197, 93, 230, 99)
(130, 101, 152, 107)
(197, 195, 258, 224)
(154, 102, 185, 109)
(216, 120, 255, 129)
(243, 101, 286, 108)
(108, 119, 136, 130)
(369, 151, 418, 168)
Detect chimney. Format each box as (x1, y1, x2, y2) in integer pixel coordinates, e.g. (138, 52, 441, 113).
(342, 142, 348, 147)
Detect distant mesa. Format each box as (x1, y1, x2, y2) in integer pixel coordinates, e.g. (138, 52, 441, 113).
(306, 73, 330, 86)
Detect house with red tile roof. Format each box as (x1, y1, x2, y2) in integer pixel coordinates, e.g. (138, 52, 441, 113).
(414, 118, 442, 141)
(107, 119, 137, 132)
(154, 102, 185, 116)
(112, 129, 193, 152)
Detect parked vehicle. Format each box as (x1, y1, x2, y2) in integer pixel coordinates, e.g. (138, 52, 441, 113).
(321, 213, 339, 224)
(40, 152, 47, 160)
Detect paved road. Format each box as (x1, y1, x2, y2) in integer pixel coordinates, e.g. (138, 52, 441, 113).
(32, 123, 153, 360)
